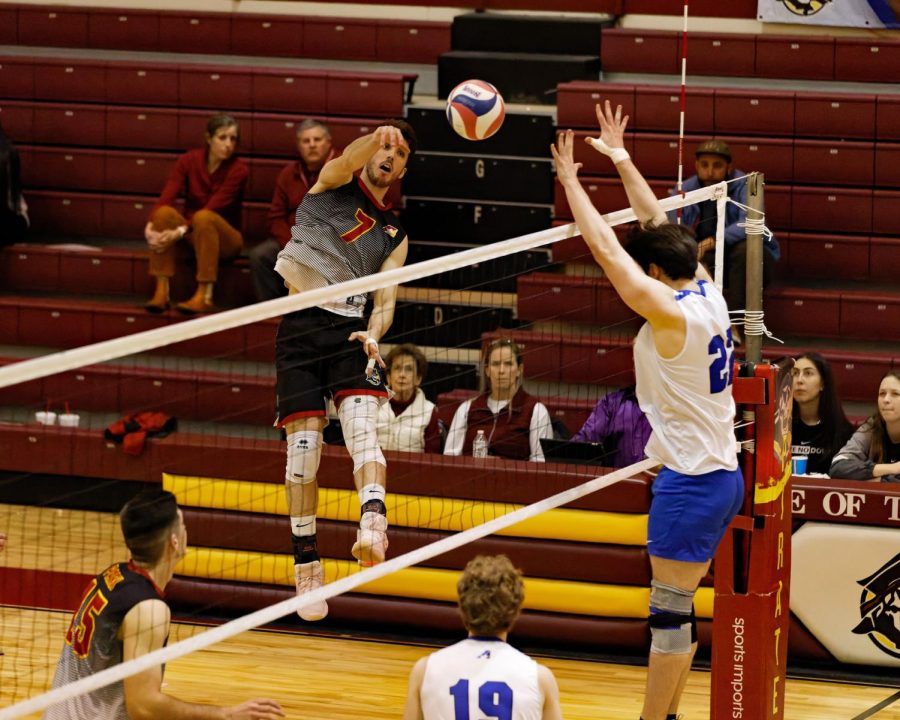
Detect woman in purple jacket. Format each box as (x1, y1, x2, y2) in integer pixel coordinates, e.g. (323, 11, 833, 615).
(573, 384, 652, 468)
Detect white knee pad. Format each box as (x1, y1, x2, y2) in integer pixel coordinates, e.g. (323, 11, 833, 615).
(286, 431, 321, 485)
(338, 395, 385, 473)
(648, 581, 695, 655)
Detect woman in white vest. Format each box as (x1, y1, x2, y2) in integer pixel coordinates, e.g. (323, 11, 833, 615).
(377, 344, 442, 453)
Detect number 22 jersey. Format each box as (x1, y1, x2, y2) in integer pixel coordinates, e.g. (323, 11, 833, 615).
(634, 279, 739, 475)
(420, 637, 543, 720)
(43, 562, 165, 720)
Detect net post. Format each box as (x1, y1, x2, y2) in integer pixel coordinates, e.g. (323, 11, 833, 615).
(710, 360, 793, 720)
(744, 172, 765, 364)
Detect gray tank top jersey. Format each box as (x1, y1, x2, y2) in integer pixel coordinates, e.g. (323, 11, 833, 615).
(278, 177, 406, 311)
(43, 563, 164, 720)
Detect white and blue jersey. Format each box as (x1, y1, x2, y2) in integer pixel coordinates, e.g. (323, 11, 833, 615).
(633, 279, 739, 475)
(420, 637, 543, 720)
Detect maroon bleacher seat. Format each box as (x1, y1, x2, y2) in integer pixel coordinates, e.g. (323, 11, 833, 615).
(783, 232, 869, 281)
(827, 352, 894, 403)
(157, 11, 232, 54)
(247, 114, 307, 155)
(869, 236, 900, 283)
(250, 69, 329, 115)
(27, 190, 103, 237)
(630, 133, 680, 180)
(635, 85, 715, 134)
(714, 89, 795, 137)
(194, 372, 273, 425)
(764, 288, 841, 338)
(18, 6, 88, 47)
(105, 62, 179, 108)
(178, 65, 254, 111)
(230, 14, 304, 58)
(761, 184, 792, 229)
(104, 150, 174, 195)
(517, 273, 597, 324)
(0, 56, 34, 100)
(875, 143, 900, 188)
(33, 58, 106, 104)
(375, 21, 451, 64)
(87, 8, 161, 52)
(600, 29, 679, 75)
(303, 17, 378, 61)
(755, 36, 835, 81)
(840, 291, 900, 342)
(0, 246, 61, 292)
(118, 367, 197, 418)
(793, 139, 875, 186)
(872, 190, 900, 235)
(22, 146, 106, 192)
(835, 38, 900, 84)
(726, 137, 794, 183)
(105, 105, 180, 150)
(0, 299, 18, 346)
(66, 249, 137, 296)
(556, 82, 635, 129)
(102, 195, 154, 239)
(31, 103, 105, 147)
(15, 299, 96, 348)
(623, 0, 756, 16)
(560, 335, 635, 386)
(791, 187, 872, 233)
(327, 72, 406, 117)
(0, 7, 16, 44)
(876, 95, 900, 140)
(689, 33, 756, 77)
(246, 158, 284, 203)
(244, 320, 278, 363)
(0, 101, 32, 141)
(794, 92, 876, 140)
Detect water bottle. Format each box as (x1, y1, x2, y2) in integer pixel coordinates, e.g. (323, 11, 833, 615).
(472, 429, 488, 458)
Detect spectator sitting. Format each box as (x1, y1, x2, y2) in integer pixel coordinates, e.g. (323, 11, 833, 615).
(144, 113, 248, 315)
(0, 122, 28, 247)
(830, 371, 900, 483)
(377, 343, 443, 453)
(250, 119, 338, 302)
(791, 352, 855, 475)
(667, 139, 780, 344)
(444, 338, 553, 461)
(572, 384, 652, 469)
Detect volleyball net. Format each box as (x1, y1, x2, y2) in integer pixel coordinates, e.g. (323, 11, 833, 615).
(0, 178, 766, 718)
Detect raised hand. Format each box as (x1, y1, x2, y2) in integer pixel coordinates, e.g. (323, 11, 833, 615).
(594, 99, 629, 150)
(550, 130, 583, 185)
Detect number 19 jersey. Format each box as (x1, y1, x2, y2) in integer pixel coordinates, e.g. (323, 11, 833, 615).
(420, 637, 543, 720)
(634, 280, 738, 475)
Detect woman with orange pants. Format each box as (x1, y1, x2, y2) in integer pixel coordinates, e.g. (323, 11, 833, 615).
(144, 113, 248, 314)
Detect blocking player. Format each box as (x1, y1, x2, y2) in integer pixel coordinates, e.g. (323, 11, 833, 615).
(402, 555, 563, 720)
(273, 120, 416, 622)
(552, 102, 743, 720)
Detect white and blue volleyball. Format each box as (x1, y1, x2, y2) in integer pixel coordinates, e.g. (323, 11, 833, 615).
(445, 79, 506, 141)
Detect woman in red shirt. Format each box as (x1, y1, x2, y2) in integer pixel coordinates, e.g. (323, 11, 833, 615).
(144, 114, 248, 314)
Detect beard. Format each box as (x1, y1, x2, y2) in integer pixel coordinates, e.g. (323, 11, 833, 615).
(365, 161, 393, 188)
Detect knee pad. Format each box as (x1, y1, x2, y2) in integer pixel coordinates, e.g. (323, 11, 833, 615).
(286, 431, 321, 485)
(648, 581, 695, 655)
(338, 395, 385, 473)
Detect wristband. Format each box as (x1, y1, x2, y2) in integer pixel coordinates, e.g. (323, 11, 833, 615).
(586, 137, 630, 165)
(364, 337, 378, 348)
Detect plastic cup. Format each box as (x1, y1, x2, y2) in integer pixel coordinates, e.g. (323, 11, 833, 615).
(58, 413, 80, 428)
(35, 411, 57, 425)
(791, 455, 808, 475)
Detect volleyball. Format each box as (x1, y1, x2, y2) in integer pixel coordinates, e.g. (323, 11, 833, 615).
(445, 79, 506, 141)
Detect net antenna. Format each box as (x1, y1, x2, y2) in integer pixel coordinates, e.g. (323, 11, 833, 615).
(0, 181, 727, 391)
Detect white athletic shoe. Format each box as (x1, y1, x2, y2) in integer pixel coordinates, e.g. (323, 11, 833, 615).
(294, 561, 328, 621)
(351, 511, 388, 567)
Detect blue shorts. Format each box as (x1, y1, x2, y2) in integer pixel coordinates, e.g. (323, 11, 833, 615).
(647, 466, 744, 562)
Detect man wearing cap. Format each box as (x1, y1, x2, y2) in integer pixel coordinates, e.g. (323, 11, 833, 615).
(667, 139, 779, 344)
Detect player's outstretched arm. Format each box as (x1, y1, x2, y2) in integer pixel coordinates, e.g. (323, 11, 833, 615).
(310, 125, 408, 193)
(122, 600, 284, 720)
(552, 131, 676, 328)
(538, 665, 564, 720)
(587, 101, 667, 228)
(401, 657, 427, 720)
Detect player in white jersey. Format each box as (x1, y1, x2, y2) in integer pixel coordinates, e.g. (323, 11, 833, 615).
(403, 555, 563, 720)
(552, 102, 743, 720)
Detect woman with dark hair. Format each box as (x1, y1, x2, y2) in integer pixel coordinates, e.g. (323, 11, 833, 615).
(0, 123, 28, 247)
(144, 113, 248, 314)
(791, 352, 855, 475)
(443, 338, 552, 461)
(830, 371, 900, 483)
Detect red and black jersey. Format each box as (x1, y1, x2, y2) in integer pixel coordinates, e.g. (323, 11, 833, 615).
(43, 562, 165, 720)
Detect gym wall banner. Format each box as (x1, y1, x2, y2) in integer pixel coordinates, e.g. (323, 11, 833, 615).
(757, 0, 900, 28)
(792, 523, 900, 668)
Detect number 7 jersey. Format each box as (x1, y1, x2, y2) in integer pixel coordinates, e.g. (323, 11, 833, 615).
(420, 637, 543, 720)
(633, 280, 739, 475)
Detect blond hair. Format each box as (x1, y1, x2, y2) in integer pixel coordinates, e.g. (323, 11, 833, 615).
(457, 555, 524, 636)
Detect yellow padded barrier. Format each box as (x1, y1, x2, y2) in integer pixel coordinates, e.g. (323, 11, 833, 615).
(164, 474, 648, 545)
(176, 547, 714, 618)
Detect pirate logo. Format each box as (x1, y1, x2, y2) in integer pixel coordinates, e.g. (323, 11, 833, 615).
(851, 552, 900, 659)
(779, 0, 831, 15)
(366, 365, 382, 387)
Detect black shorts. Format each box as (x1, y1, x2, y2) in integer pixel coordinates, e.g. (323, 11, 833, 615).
(275, 306, 388, 427)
